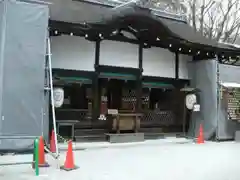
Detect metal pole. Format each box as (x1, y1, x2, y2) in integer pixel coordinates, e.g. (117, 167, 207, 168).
(216, 56, 220, 141)
(34, 138, 39, 176)
(19, 0, 52, 5)
(44, 146, 59, 159)
(112, 0, 138, 9)
(47, 38, 59, 156)
(0, 136, 39, 139)
(0, 162, 33, 166)
(182, 95, 186, 137)
(0, 0, 8, 142)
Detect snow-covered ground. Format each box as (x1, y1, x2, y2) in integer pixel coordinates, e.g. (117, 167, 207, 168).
(1, 138, 240, 180)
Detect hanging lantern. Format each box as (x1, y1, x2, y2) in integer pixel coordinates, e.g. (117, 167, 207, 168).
(185, 94, 197, 110)
(53, 88, 64, 108)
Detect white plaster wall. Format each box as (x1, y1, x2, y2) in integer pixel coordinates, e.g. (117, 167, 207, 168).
(143, 47, 175, 78)
(51, 35, 190, 79)
(99, 40, 139, 68)
(179, 54, 192, 79)
(51, 35, 95, 71)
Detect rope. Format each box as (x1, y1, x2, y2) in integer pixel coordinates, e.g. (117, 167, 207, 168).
(56, 133, 71, 144)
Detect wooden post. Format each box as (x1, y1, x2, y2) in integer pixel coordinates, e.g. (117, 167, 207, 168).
(175, 52, 179, 79)
(136, 43, 143, 113)
(92, 40, 101, 121)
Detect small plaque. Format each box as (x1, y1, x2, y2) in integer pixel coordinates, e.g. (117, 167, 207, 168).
(193, 104, 200, 112)
(108, 109, 118, 115)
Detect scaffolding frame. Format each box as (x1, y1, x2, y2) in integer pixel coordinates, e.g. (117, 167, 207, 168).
(45, 37, 59, 156)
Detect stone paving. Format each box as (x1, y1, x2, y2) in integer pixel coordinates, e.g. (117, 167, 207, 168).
(1, 138, 240, 180)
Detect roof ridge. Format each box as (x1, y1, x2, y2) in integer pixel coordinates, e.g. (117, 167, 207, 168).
(73, 0, 187, 22)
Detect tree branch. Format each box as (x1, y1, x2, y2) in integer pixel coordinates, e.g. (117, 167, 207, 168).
(188, 0, 197, 31)
(215, 0, 238, 41)
(151, 0, 240, 43)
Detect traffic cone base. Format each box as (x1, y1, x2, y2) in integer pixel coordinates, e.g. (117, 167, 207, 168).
(60, 165, 79, 171)
(32, 138, 50, 169)
(197, 139, 204, 144)
(39, 136, 50, 167)
(32, 162, 50, 169)
(39, 162, 50, 167)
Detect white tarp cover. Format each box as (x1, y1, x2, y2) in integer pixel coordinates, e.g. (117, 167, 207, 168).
(218, 64, 240, 140)
(0, 0, 49, 151)
(188, 60, 218, 139)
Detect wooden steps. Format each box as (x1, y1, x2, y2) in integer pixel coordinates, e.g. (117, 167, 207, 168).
(72, 127, 183, 142)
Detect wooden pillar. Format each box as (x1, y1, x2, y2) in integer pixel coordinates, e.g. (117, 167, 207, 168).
(139, 43, 143, 70)
(92, 40, 100, 121)
(175, 52, 179, 80)
(136, 44, 143, 112)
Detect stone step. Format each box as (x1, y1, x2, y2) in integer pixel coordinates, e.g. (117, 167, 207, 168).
(106, 133, 144, 143)
(75, 134, 106, 142)
(139, 127, 163, 133)
(140, 126, 182, 133)
(74, 121, 106, 129)
(74, 128, 106, 136)
(144, 132, 183, 140)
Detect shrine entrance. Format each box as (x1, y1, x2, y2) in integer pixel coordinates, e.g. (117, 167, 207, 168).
(140, 81, 187, 136)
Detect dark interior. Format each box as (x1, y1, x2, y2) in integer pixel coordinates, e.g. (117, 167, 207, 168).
(50, 76, 191, 140)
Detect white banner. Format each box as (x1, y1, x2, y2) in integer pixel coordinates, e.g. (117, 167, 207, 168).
(53, 88, 64, 108)
(185, 94, 197, 110)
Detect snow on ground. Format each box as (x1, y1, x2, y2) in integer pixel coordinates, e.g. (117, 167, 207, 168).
(1, 138, 240, 180)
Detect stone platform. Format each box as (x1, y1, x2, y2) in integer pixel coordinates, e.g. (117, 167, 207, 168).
(105, 133, 145, 143)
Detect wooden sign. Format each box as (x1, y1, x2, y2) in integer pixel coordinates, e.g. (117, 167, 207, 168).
(108, 109, 118, 115)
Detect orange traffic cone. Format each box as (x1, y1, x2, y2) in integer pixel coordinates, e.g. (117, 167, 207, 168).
(60, 140, 78, 171)
(50, 130, 56, 153)
(197, 124, 204, 144)
(38, 136, 50, 167)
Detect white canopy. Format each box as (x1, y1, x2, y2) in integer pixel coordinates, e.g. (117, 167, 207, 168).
(221, 82, 240, 88)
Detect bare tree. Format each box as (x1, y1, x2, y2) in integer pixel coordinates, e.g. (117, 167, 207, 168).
(150, 0, 240, 43)
(187, 0, 240, 43)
